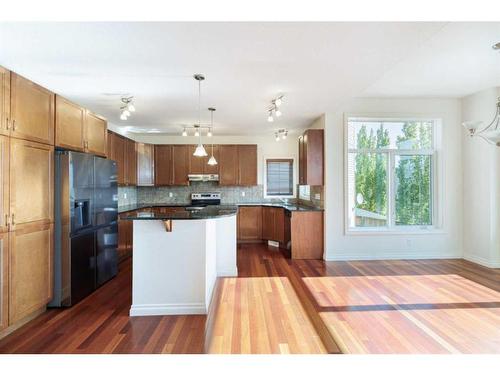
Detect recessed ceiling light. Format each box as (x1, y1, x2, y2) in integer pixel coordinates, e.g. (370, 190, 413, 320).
(493, 42, 500, 50)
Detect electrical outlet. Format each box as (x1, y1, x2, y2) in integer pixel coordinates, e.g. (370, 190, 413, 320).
(314, 193, 321, 200)
(123, 193, 127, 199)
(169, 192, 173, 198)
(241, 191, 246, 197)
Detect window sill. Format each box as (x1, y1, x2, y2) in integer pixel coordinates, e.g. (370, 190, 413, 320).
(345, 228, 446, 236)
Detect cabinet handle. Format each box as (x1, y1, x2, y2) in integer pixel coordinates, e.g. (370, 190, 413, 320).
(5, 117, 9, 130)
(4, 214, 9, 227)
(11, 213, 15, 226)
(12, 119, 16, 131)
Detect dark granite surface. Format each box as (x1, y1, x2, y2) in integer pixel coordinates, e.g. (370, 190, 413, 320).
(118, 202, 323, 216)
(119, 205, 238, 220)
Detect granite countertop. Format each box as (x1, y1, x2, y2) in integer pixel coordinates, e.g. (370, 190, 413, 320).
(119, 205, 238, 220)
(118, 202, 323, 215)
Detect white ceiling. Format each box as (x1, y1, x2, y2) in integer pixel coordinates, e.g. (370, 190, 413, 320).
(1, 22, 498, 136)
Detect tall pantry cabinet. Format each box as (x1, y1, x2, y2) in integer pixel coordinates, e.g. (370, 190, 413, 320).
(0, 67, 55, 336)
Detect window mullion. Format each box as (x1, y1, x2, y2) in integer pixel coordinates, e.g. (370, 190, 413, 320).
(388, 150, 394, 229)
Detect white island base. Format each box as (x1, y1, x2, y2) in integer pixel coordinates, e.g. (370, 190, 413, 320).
(129, 215, 237, 316)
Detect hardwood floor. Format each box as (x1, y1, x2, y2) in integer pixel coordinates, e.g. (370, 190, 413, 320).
(0, 243, 499, 354)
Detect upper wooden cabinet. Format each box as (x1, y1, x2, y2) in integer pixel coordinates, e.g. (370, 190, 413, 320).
(0, 67, 10, 137)
(0, 232, 8, 333)
(172, 145, 189, 186)
(237, 145, 257, 186)
(10, 73, 55, 145)
(8, 222, 53, 325)
(298, 129, 324, 186)
(55, 95, 85, 152)
(125, 138, 137, 186)
(0, 136, 9, 234)
(85, 111, 107, 157)
(108, 131, 126, 185)
(154, 145, 173, 186)
(9, 139, 54, 230)
(219, 145, 238, 185)
(137, 143, 154, 186)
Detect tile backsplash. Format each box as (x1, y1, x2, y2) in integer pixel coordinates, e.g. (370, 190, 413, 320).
(118, 182, 323, 208)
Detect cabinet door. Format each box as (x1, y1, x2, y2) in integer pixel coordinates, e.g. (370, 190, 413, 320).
(219, 145, 238, 186)
(274, 208, 285, 243)
(137, 143, 154, 186)
(238, 206, 262, 241)
(172, 145, 189, 186)
(189, 144, 205, 174)
(9, 223, 53, 325)
(154, 145, 173, 186)
(10, 73, 54, 145)
(238, 145, 257, 186)
(118, 218, 131, 262)
(125, 139, 137, 185)
(0, 67, 10, 137)
(262, 207, 275, 240)
(204, 144, 219, 175)
(110, 133, 125, 185)
(0, 136, 9, 233)
(85, 111, 107, 157)
(0, 232, 8, 333)
(55, 95, 85, 151)
(9, 139, 53, 229)
(298, 136, 304, 185)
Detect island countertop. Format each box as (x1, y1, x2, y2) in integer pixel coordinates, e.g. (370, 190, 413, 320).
(119, 205, 238, 220)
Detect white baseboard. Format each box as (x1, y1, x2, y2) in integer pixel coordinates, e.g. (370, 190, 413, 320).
(130, 303, 207, 316)
(217, 267, 238, 277)
(324, 252, 461, 261)
(463, 254, 500, 269)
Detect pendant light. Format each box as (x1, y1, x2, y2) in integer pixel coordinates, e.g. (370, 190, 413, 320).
(207, 108, 218, 166)
(193, 74, 208, 157)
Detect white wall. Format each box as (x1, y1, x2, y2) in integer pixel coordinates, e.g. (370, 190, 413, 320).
(123, 132, 299, 189)
(462, 87, 500, 268)
(323, 97, 463, 261)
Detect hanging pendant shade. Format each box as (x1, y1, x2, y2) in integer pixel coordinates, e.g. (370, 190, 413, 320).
(193, 74, 207, 158)
(194, 143, 208, 157)
(207, 155, 218, 165)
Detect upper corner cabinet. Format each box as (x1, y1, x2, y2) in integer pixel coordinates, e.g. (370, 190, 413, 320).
(0, 67, 10, 137)
(298, 129, 324, 186)
(55, 95, 86, 152)
(10, 73, 55, 145)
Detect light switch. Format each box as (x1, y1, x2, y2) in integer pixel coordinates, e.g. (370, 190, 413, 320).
(241, 191, 246, 197)
(123, 193, 127, 199)
(169, 192, 173, 198)
(314, 193, 321, 200)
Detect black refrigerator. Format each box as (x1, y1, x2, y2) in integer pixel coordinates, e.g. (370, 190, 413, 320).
(49, 151, 119, 307)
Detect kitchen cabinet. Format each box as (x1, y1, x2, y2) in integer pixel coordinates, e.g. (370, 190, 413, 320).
(0, 232, 8, 333)
(237, 145, 257, 186)
(298, 129, 324, 186)
(8, 222, 53, 325)
(219, 145, 238, 185)
(85, 111, 107, 157)
(0, 67, 10, 137)
(108, 131, 126, 185)
(289, 211, 323, 259)
(9, 139, 54, 229)
(125, 138, 137, 185)
(0, 136, 9, 233)
(137, 143, 154, 186)
(189, 144, 205, 174)
(118, 218, 132, 262)
(154, 145, 173, 185)
(55, 95, 85, 152)
(172, 145, 189, 186)
(10, 73, 55, 145)
(262, 206, 284, 243)
(237, 206, 262, 242)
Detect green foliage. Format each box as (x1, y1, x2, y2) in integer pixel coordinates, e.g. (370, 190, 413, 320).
(353, 122, 432, 226)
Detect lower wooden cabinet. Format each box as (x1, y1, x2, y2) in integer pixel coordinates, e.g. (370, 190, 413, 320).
(8, 223, 53, 325)
(0, 232, 8, 333)
(290, 211, 324, 259)
(118, 218, 133, 262)
(237, 206, 262, 242)
(262, 207, 284, 243)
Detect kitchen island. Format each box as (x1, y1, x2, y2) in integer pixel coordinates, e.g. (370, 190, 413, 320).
(120, 205, 238, 316)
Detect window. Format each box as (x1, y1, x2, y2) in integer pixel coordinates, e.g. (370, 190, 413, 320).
(346, 117, 436, 231)
(265, 158, 294, 197)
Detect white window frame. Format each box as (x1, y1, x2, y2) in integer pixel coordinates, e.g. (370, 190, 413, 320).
(344, 114, 443, 235)
(263, 156, 296, 199)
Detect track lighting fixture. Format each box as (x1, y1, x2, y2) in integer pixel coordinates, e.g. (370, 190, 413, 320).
(267, 95, 284, 122)
(194, 127, 200, 137)
(182, 128, 188, 137)
(120, 96, 135, 121)
(274, 129, 288, 142)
